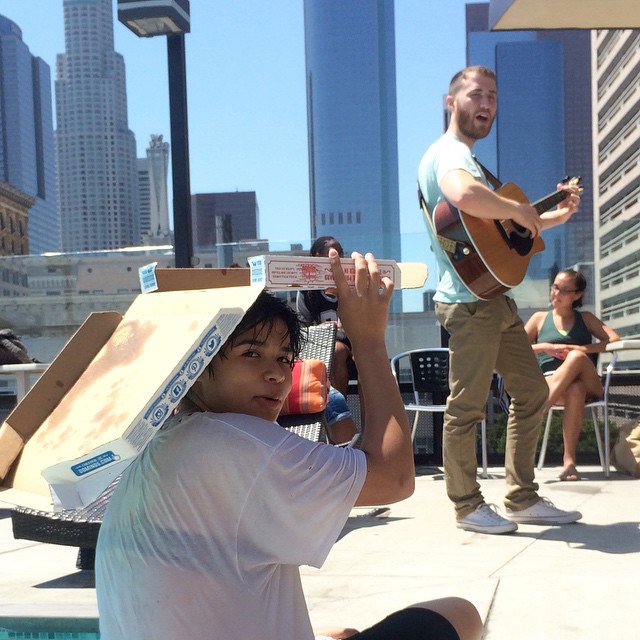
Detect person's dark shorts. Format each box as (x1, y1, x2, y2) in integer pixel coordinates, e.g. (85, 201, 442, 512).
(350, 607, 460, 640)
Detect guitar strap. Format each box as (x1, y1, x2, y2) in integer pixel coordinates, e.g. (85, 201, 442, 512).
(416, 153, 499, 241)
(416, 180, 465, 258)
(416, 180, 436, 232)
(472, 155, 502, 190)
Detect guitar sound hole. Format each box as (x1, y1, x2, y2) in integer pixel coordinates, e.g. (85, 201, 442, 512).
(494, 220, 533, 256)
(508, 231, 533, 256)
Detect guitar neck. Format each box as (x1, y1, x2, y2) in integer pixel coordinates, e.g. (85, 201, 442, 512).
(532, 189, 567, 215)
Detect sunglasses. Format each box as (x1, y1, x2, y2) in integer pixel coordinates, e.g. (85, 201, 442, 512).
(551, 284, 578, 294)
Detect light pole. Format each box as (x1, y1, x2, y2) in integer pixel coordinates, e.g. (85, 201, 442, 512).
(117, 0, 194, 268)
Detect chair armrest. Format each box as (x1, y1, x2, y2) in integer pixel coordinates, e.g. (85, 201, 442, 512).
(606, 340, 640, 352)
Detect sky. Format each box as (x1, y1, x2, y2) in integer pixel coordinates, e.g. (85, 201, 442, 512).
(0, 0, 485, 289)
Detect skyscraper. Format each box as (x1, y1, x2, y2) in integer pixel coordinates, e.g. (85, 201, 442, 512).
(593, 29, 640, 342)
(138, 134, 170, 245)
(303, 0, 401, 264)
(466, 3, 593, 281)
(56, 0, 138, 252)
(0, 14, 59, 254)
(191, 191, 260, 267)
(191, 191, 259, 247)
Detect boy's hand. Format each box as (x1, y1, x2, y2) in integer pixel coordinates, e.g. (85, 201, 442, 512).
(328, 248, 394, 349)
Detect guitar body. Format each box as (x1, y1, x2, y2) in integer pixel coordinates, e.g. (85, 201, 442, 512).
(433, 182, 545, 300)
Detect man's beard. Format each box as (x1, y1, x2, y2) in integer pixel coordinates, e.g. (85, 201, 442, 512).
(457, 107, 494, 141)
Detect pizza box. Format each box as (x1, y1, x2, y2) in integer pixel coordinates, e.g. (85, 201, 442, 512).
(139, 262, 250, 293)
(0, 284, 262, 511)
(248, 255, 428, 290)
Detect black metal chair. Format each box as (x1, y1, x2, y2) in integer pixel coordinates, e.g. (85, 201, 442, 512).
(390, 348, 488, 477)
(11, 323, 338, 570)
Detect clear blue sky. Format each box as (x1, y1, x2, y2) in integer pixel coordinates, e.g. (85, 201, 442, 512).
(0, 0, 483, 283)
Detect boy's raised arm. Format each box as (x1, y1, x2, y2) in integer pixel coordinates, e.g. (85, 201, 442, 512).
(329, 249, 414, 505)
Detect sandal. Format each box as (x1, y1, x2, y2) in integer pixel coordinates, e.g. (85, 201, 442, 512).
(559, 465, 579, 481)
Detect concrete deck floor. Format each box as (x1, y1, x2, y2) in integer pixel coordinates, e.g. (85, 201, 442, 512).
(1, 464, 638, 639)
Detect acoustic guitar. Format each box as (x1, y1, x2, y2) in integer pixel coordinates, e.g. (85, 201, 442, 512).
(425, 177, 581, 300)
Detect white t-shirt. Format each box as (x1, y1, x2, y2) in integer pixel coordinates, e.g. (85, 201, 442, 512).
(96, 412, 367, 640)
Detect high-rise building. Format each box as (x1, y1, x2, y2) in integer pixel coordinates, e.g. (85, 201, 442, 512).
(138, 134, 171, 245)
(137, 158, 150, 238)
(0, 14, 59, 254)
(466, 3, 593, 281)
(56, 0, 138, 252)
(191, 191, 259, 261)
(303, 0, 401, 264)
(592, 29, 640, 343)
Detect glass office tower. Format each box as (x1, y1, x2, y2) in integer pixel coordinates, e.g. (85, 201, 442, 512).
(303, 0, 401, 265)
(0, 14, 59, 253)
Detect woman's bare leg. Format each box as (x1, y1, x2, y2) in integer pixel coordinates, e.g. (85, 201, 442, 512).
(546, 351, 603, 408)
(331, 340, 352, 398)
(558, 381, 587, 479)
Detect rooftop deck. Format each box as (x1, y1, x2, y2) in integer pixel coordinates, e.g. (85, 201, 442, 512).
(1, 463, 638, 638)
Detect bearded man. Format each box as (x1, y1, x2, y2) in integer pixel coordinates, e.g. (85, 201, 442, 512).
(417, 66, 583, 534)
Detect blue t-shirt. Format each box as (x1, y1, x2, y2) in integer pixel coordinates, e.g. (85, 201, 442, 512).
(417, 132, 488, 303)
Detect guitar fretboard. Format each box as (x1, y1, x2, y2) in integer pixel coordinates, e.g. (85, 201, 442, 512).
(532, 178, 582, 215)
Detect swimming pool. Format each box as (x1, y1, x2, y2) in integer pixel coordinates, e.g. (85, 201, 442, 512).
(0, 616, 99, 639)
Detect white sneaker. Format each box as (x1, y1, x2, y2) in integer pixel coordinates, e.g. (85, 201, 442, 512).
(456, 503, 518, 534)
(507, 497, 582, 525)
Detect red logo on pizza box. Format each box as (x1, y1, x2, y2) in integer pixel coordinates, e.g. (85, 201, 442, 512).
(300, 262, 322, 282)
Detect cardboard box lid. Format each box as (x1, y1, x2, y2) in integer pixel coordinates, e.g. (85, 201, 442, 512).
(0, 285, 261, 511)
(151, 266, 250, 292)
(138, 258, 427, 293)
(0, 311, 122, 480)
(247, 255, 428, 290)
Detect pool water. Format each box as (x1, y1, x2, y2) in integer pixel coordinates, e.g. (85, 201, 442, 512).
(0, 633, 99, 639)
(0, 618, 99, 639)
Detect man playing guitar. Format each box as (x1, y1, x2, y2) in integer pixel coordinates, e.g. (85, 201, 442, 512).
(417, 65, 582, 535)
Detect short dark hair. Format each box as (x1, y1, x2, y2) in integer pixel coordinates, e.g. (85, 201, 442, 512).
(449, 66, 496, 96)
(220, 290, 302, 361)
(558, 268, 587, 308)
(310, 235, 344, 258)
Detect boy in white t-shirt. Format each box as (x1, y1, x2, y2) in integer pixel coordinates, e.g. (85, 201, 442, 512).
(96, 251, 482, 640)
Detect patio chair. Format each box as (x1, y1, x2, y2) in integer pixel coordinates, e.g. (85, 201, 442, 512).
(277, 322, 336, 443)
(390, 348, 488, 478)
(11, 322, 338, 570)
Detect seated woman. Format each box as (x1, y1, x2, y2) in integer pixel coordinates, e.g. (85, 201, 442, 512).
(297, 236, 361, 436)
(525, 269, 620, 481)
(297, 236, 353, 397)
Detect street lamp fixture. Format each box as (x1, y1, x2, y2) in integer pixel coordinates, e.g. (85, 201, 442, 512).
(118, 0, 190, 37)
(117, 0, 194, 268)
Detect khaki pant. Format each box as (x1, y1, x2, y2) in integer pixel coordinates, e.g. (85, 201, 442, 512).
(436, 296, 548, 517)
